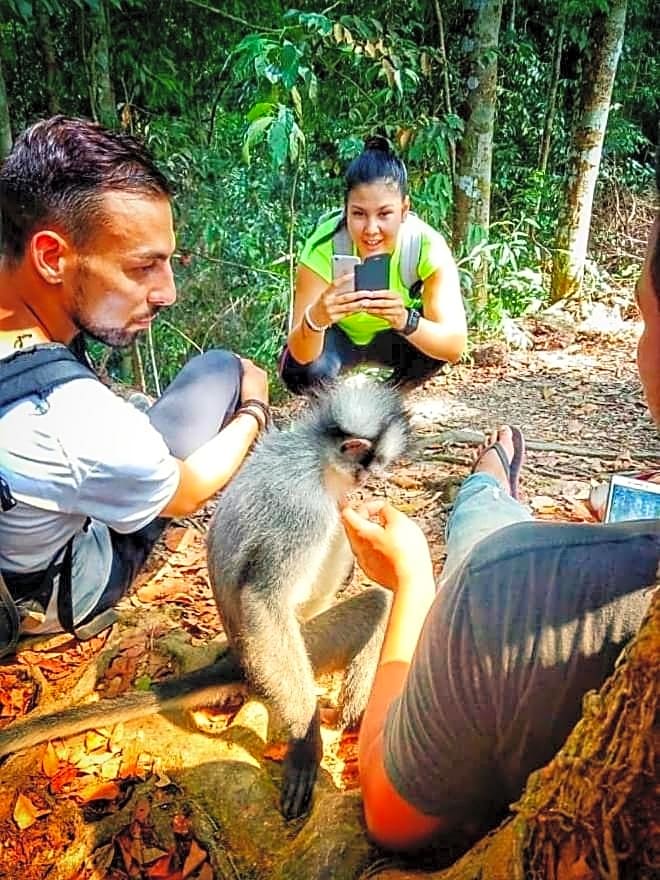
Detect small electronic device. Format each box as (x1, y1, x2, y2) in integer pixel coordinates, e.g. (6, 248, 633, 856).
(604, 474, 660, 523)
(355, 253, 391, 291)
(332, 254, 361, 291)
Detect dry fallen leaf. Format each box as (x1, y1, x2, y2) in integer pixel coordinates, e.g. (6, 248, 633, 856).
(75, 779, 121, 803)
(42, 741, 60, 777)
(198, 864, 214, 880)
(13, 792, 50, 830)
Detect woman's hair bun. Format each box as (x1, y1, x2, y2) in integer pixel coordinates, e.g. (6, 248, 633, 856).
(364, 134, 393, 154)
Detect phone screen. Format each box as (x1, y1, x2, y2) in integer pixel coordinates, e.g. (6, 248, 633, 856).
(332, 255, 360, 289)
(355, 254, 390, 291)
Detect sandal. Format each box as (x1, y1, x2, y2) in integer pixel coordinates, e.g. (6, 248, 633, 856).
(471, 427, 525, 500)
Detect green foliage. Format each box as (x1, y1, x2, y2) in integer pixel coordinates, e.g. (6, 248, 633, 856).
(457, 219, 549, 331)
(0, 0, 655, 382)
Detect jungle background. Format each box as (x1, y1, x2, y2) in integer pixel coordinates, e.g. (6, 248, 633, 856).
(0, 2, 658, 880)
(0, 0, 657, 391)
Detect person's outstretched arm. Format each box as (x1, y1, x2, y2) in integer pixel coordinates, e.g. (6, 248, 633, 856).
(341, 500, 448, 849)
(160, 358, 268, 517)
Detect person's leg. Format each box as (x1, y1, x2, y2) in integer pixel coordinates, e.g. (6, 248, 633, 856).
(441, 427, 533, 585)
(279, 326, 363, 394)
(367, 326, 445, 389)
(147, 348, 243, 459)
(81, 350, 243, 622)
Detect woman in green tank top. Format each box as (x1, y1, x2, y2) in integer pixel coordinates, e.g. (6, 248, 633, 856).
(280, 136, 467, 394)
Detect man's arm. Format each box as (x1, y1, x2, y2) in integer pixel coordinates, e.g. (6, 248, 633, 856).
(160, 357, 268, 518)
(341, 501, 448, 849)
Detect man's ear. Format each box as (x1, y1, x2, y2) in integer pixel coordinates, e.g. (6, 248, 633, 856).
(402, 195, 411, 221)
(29, 230, 71, 285)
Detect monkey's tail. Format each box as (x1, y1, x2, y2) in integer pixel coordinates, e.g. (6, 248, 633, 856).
(0, 650, 245, 759)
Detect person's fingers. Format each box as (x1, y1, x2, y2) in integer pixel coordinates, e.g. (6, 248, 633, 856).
(341, 505, 385, 538)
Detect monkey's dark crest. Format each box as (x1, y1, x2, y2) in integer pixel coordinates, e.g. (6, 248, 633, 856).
(0, 378, 411, 821)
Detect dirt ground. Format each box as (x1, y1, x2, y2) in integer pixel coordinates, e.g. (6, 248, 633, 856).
(0, 307, 658, 880)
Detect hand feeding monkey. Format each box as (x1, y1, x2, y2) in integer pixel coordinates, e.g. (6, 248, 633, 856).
(0, 378, 410, 820)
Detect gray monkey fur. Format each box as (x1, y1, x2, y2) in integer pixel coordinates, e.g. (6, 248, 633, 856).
(0, 378, 410, 818)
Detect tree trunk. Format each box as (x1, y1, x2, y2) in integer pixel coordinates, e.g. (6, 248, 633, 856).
(537, 12, 565, 177)
(452, 0, 504, 310)
(86, 0, 116, 127)
(550, 0, 628, 303)
(431, 0, 455, 176)
(370, 587, 659, 879)
(0, 53, 12, 159)
(35, 1, 60, 115)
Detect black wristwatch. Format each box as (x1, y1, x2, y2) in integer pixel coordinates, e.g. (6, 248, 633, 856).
(399, 307, 421, 336)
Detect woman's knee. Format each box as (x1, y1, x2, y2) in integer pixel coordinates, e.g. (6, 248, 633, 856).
(279, 347, 340, 393)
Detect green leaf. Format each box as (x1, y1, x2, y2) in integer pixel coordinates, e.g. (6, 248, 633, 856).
(267, 105, 293, 167)
(247, 102, 276, 123)
(290, 86, 303, 119)
(242, 115, 273, 164)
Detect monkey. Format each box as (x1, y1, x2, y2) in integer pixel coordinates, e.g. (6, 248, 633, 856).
(0, 377, 410, 820)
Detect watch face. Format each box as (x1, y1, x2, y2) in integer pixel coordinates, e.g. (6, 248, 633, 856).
(404, 308, 420, 335)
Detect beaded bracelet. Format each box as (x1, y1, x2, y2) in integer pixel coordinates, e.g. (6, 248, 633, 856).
(303, 304, 330, 333)
(241, 398, 272, 429)
(235, 405, 267, 434)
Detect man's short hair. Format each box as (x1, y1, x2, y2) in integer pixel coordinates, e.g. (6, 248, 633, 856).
(0, 115, 172, 263)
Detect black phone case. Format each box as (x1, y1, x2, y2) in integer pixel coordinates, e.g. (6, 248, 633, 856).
(355, 254, 390, 291)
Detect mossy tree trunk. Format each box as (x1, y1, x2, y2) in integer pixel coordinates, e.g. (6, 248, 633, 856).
(452, 0, 504, 310)
(35, 1, 60, 116)
(85, 0, 116, 128)
(550, 0, 628, 303)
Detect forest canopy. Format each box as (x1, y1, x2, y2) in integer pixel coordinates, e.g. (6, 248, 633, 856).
(0, 0, 657, 390)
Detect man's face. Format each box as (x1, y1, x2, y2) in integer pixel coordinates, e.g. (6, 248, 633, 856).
(636, 217, 660, 426)
(66, 191, 177, 348)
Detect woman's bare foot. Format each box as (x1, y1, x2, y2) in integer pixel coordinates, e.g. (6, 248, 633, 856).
(473, 426, 516, 493)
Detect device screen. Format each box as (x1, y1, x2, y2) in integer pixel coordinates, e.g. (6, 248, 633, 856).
(605, 475, 660, 523)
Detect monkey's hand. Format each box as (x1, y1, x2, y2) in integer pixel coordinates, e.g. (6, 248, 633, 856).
(280, 706, 323, 820)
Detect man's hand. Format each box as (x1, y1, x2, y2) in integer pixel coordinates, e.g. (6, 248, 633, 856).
(341, 500, 433, 590)
(239, 357, 269, 405)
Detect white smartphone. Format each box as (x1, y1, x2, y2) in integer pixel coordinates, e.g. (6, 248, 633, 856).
(604, 474, 660, 523)
(332, 254, 361, 290)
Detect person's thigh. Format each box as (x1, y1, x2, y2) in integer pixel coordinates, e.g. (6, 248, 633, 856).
(147, 349, 243, 459)
(383, 519, 659, 827)
(368, 328, 444, 387)
(279, 326, 363, 393)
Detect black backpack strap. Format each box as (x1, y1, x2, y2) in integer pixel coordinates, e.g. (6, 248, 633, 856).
(0, 339, 101, 649)
(0, 343, 96, 409)
(0, 570, 20, 659)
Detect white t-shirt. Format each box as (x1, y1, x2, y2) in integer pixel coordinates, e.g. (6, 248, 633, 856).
(0, 375, 180, 626)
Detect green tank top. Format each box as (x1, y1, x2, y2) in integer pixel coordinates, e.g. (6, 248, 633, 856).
(298, 212, 447, 345)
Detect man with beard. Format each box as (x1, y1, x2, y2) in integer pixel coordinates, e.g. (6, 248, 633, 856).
(0, 116, 268, 647)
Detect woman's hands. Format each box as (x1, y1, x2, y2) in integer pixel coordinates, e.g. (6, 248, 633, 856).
(307, 273, 373, 328)
(358, 289, 408, 331)
(307, 275, 407, 332)
(341, 499, 434, 591)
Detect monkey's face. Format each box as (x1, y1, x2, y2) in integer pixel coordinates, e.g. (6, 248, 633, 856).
(316, 380, 411, 493)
